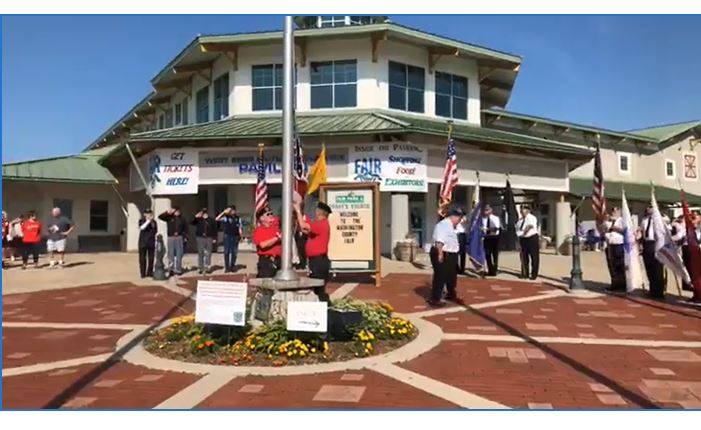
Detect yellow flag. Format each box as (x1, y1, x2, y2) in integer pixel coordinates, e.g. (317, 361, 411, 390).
(307, 144, 328, 195)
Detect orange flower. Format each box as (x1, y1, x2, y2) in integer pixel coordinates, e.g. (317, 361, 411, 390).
(197, 343, 205, 350)
(205, 340, 215, 347)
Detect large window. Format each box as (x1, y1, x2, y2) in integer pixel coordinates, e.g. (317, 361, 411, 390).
(196, 86, 209, 123)
(319, 16, 347, 27)
(388, 61, 425, 113)
(213, 73, 230, 120)
(90, 200, 109, 231)
(310, 60, 357, 109)
(435, 71, 468, 120)
(252, 65, 283, 111)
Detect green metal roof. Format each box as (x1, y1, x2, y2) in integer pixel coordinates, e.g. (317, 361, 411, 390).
(2, 149, 118, 185)
(127, 110, 592, 158)
(569, 178, 701, 205)
(628, 120, 701, 142)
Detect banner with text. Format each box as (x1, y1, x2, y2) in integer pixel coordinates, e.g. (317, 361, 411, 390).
(349, 143, 427, 193)
(145, 148, 199, 195)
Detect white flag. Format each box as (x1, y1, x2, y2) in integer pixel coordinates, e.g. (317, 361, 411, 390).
(621, 190, 643, 292)
(651, 187, 690, 284)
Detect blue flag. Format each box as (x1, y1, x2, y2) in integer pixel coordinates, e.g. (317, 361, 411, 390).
(467, 201, 486, 272)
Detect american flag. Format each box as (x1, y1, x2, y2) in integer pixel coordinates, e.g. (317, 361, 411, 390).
(255, 144, 268, 215)
(439, 130, 459, 206)
(293, 133, 308, 200)
(592, 140, 606, 222)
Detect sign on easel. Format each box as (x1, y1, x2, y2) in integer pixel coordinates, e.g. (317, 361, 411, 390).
(195, 281, 248, 326)
(286, 301, 328, 333)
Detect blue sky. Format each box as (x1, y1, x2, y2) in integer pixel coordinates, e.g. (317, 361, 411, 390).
(2, 15, 700, 162)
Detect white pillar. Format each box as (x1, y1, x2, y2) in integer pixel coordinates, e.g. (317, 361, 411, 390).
(153, 197, 172, 251)
(555, 196, 573, 255)
(390, 193, 409, 259)
(126, 202, 142, 252)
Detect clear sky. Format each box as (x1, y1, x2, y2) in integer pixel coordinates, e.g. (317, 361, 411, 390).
(2, 15, 700, 162)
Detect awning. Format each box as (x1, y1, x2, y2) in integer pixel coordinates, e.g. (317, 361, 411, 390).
(569, 178, 701, 205)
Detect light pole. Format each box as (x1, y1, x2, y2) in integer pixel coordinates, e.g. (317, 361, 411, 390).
(569, 196, 586, 291)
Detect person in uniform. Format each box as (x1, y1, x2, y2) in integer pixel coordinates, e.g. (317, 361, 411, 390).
(516, 205, 539, 280)
(456, 212, 468, 274)
(216, 205, 243, 273)
(138, 209, 157, 278)
(252, 206, 282, 278)
(603, 207, 626, 291)
(191, 208, 217, 275)
(428, 208, 463, 307)
(294, 201, 331, 301)
(639, 205, 665, 299)
(481, 204, 502, 276)
(158, 207, 188, 275)
(671, 214, 692, 291)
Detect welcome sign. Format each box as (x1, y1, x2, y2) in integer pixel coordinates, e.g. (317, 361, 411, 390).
(147, 148, 199, 195)
(349, 143, 427, 193)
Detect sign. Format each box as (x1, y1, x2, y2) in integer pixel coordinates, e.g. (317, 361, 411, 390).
(147, 148, 199, 195)
(195, 281, 247, 326)
(286, 301, 328, 332)
(349, 143, 427, 192)
(684, 153, 697, 179)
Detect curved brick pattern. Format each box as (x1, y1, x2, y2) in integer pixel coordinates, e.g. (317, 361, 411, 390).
(2, 362, 200, 409)
(196, 370, 458, 409)
(2, 327, 129, 368)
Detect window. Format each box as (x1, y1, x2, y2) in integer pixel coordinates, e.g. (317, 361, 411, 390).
(252, 64, 283, 111)
(388, 61, 425, 113)
(319, 16, 347, 27)
(174, 99, 189, 126)
(52, 198, 73, 220)
(165, 106, 174, 128)
(435, 71, 468, 120)
(213, 73, 230, 120)
(310, 60, 357, 108)
(158, 114, 165, 129)
(89, 200, 108, 231)
(618, 153, 631, 174)
(181, 97, 189, 125)
(665, 160, 676, 179)
(196, 86, 209, 123)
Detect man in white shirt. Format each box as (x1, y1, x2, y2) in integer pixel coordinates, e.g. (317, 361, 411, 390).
(456, 212, 468, 273)
(516, 204, 539, 280)
(482, 204, 502, 276)
(638, 205, 665, 298)
(429, 208, 463, 307)
(603, 207, 626, 291)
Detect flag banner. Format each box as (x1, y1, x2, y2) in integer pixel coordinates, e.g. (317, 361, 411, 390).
(438, 133, 458, 209)
(307, 144, 327, 196)
(500, 179, 518, 251)
(467, 177, 485, 272)
(592, 140, 606, 223)
(681, 190, 701, 300)
(254, 144, 268, 216)
(621, 190, 643, 292)
(651, 188, 690, 284)
(293, 135, 308, 202)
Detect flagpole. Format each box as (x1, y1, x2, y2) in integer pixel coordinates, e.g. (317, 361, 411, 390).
(275, 15, 297, 282)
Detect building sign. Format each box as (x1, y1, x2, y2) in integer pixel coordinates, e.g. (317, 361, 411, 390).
(147, 148, 199, 195)
(286, 301, 328, 333)
(349, 143, 427, 192)
(684, 153, 697, 180)
(195, 281, 248, 326)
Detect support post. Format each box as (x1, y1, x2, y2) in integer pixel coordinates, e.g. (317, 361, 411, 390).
(569, 197, 586, 291)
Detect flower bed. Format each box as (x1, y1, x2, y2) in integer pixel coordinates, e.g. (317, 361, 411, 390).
(143, 298, 417, 367)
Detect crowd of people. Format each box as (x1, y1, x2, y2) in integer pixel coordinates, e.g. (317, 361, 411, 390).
(2, 207, 75, 270)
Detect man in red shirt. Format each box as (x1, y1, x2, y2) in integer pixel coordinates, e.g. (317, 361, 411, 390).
(252, 206, 282, 278)
(294, 201, 331, 301)
(21, 211, 42, 269)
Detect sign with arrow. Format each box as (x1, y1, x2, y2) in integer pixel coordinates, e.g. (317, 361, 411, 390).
(286, 301, 328, 333)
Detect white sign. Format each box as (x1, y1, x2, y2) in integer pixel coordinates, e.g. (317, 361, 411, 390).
(349, 142, 427, 192)
(195, 281, 247, 326)
(286, 301, 328, 332)
(147, 148, 199, 195)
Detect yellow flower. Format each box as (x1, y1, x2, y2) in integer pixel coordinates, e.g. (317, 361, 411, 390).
(287, 351, 293, 357)
(299, 351, 306, 357)
(311, 348, 317, 353)
(323, 341, 329, 352)
(366, 343, 373, 350)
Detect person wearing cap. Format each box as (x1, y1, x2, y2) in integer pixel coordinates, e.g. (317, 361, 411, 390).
(252, 206, 282, 278)
(216, 205, 243, 273)
(516, 204, 539, 280)
(603, 207, 626, 291)
(138, 208, 157, 278)
(428, 207, 463, 307)
(294, 201, 332, 301)
(192, 208, 217, 275)
(482, 204, 502, 276)
(159, 206, 188, 276)
(638, 205, 665, 298)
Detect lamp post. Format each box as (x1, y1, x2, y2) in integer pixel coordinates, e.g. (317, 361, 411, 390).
(569, 196, 586, 291)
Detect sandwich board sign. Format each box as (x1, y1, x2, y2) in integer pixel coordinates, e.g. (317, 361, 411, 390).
(286, 301, 328, 333)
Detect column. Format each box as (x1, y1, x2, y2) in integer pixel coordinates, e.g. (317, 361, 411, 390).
(555, 195, 573, 255)
(125, 202, 142, 252)
(153, 197, 172, 252)
(390, 193, 409, 259)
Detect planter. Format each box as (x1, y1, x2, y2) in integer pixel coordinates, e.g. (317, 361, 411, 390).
(327, 309, 363, 341)
(395, 242, 414, 262)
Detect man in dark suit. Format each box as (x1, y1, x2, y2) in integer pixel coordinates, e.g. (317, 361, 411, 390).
(138, 209, 157, 278)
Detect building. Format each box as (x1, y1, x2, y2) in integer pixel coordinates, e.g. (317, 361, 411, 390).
(3, 16, 700, 255)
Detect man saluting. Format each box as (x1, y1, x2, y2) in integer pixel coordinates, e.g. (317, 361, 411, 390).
(294, 201, 332, 301)
(252, 206, 282, 278)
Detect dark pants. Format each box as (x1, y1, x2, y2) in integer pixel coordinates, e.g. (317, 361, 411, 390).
(642, 241, 665, 298)
(484, 236, 500, 276)
(22, 242, 40, 265)
(606, 244, 626, 290)
(519, 235, 540, 279)
(139, 245, 155, 277)
(429, 247, 458, 301)
(682, 245, 693, 291)
(295, 232, 307, 269)
(457, 232, 467, 273)
(309, 254, 331, 302)
(223, 235, 240, 272)
(256, 255, 281, 278)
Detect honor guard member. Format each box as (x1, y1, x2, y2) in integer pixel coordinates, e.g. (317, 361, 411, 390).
(252, 206, 282, 278)
(481, 204, 502, 276)
(428, 208, 463, 307)
(138, 209, 157, 278)
(671, 215, 693, 292)
(639, 205, 665, 299)
(295, 201, 332, 301)
(516, 205, 540, 280)
(603, 207, 626, 291)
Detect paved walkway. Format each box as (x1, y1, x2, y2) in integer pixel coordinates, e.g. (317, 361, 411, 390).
(3, 256, 701, 409)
